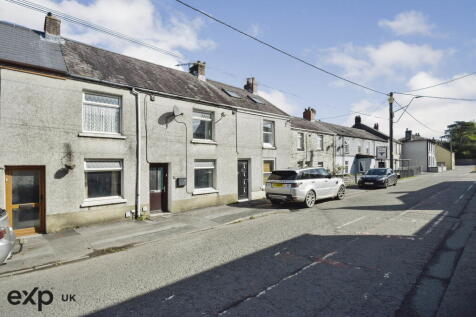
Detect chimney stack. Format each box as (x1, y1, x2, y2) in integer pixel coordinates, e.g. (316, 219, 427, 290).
(373, 123, 379, 130)
(354, 115, 362, 125)
(303, 107, 316, 121)
(244, 77, 257, 94)
(189, 61, 206, 81)
(405, 129, 412, 141)
(44, 12, 61, 39)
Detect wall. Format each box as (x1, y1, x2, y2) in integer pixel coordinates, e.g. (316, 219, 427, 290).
(402, 141, 428, 171)
(435, 144, 454, 170)
(0, 68, 139, 232)
(290, 129, 334, 170)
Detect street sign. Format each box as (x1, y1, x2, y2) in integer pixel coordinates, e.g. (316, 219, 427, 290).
(376, 146, 387, 160)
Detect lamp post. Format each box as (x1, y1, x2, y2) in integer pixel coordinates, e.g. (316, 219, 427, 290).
(388, 92, 394, 169)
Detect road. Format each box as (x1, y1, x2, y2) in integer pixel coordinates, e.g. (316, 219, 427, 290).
(1, 166, 475, 316)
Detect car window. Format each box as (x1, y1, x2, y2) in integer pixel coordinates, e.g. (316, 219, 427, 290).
(268, 171, 298, 180)
(299, 170, 313, 179)
(316, 168, 329, 177)
(366, 169, 386, 175)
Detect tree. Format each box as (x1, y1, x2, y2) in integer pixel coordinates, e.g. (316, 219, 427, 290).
(443, 121, 476, 159)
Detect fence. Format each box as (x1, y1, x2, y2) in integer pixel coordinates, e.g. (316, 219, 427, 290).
(396, 166, 421, 178)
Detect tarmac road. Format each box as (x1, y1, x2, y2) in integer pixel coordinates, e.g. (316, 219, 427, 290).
(0, 166, 475, 316)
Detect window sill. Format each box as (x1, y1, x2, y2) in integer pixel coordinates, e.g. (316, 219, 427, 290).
(78, 132, 126, 140)
(191, 139, 217, 145)
(262, 144, 276, 150)
(80, 197, 127, 208)
(192, 188, 219, 196)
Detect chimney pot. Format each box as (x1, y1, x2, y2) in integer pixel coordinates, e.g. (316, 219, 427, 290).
(44, 12, 61, 37)
(303, 107, 316, 121)
(189, 61, 206, 81)
(355, 115, 362, 125)
(244, 77, 257, 94)
(405, 129, 412, 141)
(373, 123, 379, 130)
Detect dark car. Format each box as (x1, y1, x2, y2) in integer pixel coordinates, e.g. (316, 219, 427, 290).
(358, 168, 398, 188)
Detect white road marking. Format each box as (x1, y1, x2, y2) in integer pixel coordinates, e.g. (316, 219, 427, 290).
(337, 216, 367, 229)
(467, 184, 474, 191)
(459, 194, 464, 200)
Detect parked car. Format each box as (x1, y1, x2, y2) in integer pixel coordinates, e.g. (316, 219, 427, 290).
(358, 168, 398, 188)
(0, 208, 16, 264)
(265, 168, 346, 208)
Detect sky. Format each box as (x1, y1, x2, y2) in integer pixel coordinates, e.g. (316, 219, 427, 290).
(0, 0, 475, 139)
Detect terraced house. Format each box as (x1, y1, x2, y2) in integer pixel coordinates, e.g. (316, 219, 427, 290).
(0, 14, 293, 235)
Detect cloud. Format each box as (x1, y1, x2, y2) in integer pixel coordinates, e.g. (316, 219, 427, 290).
(0, 0, 215, 68)
(378, 11, 435, 36)
(324, 41, 446, 83)
(258, 89, 301, 116)
(248, 24, 263, 37)
(344, 72, 476, 138)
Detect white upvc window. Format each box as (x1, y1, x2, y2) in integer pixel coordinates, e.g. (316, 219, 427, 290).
(263, 120, 275, 147)
(344, 160, 349, 174)
(317, 135, 323, 151)
(297, 132, 304, 151)
(366, 142, 370, 154)
(358, 145, 362, 153)
(83, 92, 121, 134)
(194, 160, 216, 189)
(344, 141, 350, 154)
(84, 160, 122, 199)
(192, 110, 214, 140)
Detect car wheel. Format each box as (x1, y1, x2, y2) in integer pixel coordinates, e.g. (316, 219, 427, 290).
(394, 178, 398, 186)
(304, 190, 316, 208)
(383, 180, 388, 188)
(336, 185, 345, 200)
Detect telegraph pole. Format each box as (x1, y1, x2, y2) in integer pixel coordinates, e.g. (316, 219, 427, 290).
(388, 92, 394, 170)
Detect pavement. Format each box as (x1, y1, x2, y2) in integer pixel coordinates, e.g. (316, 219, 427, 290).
(0, 166, 474, 316)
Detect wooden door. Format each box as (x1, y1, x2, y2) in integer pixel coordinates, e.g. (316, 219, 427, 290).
(5, 166, 45, 235)
(149, 164, 168, 212)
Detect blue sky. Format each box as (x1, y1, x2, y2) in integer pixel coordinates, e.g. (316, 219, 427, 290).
(1, 0, 475, 138)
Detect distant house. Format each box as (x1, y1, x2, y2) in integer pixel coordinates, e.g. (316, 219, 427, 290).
(435, 143, 455, 171)
(352, 116, 402, 169)
(290, 108, 336, 171)
(400, 129, 437, 172)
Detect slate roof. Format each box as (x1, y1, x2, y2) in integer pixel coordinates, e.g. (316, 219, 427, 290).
(352, 122, 403, 144)
(318, 121, 387, 142)
(290, 117, 335, 135)
(0, 18, 289, 117)
(399, 134, 434, 142)
(0, 21, 67, 73)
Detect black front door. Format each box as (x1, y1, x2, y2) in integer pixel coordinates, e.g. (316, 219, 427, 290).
(237, 160, 249, 200)
(149, 164, 168, 212)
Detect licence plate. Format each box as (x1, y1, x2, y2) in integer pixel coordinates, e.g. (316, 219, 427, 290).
(272, 183, 284, 188)
(365, 182, 373, 185)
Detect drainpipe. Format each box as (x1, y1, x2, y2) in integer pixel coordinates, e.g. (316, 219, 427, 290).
(131, 88, 141, 219)
(333, 134, 336, 173)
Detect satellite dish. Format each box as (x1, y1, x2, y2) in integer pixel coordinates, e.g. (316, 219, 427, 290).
(173, 105, 183, 117)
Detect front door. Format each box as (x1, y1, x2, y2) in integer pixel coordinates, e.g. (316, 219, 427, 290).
(5, 166, 45, 236)
(149, 164, 168, 212)
(237, 160, 249, 200)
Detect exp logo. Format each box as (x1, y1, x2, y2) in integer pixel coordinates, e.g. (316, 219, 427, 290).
(7, 288, 76, 311)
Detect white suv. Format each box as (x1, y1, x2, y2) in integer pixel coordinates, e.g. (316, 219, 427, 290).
(265, 168, 345, 207)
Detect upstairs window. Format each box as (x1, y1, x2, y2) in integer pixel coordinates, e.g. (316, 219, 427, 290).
(297, 133, 304, 151)
(317, 135, 324, 150)
(263, 120, 275, 147)
(83, 92, 121, 134)
(344, 141, 350, 154)
(193, 110, 214, 140)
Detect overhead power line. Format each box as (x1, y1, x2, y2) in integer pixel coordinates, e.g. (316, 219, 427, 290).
(393, 99, 440, 133)
(393, 91, 476, 102)
(407, 71, 476, 93)
(5, 0, 186, 61)
(175, 0, 388, 96)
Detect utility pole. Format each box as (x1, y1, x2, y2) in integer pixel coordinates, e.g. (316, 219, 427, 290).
(388, 92, 394, 170)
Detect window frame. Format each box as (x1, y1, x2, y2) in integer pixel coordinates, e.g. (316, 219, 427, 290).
(83, 160, 123, 201)
(263, 120, 275, 148)
(263, 159, 275, 185)
(316, 135, 324, 151)
(192, 109, 214, 141)
(194, 160, 216, 191)
(82, 92, 122, 135)
(297, 132, 304, 151)
(344, 140, 350, 154)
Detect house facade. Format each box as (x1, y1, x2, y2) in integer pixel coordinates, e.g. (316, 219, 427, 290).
(290, 108, 336, 171)
(318, 121, 389, 175)
(435, 143, 455, 171)
(401, 129, 437, 172)
(352, 116, 403, 169)
(0, 16, 293, 234)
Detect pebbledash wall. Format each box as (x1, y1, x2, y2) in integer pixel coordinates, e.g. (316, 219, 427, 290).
(0, 67, 292, 232)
